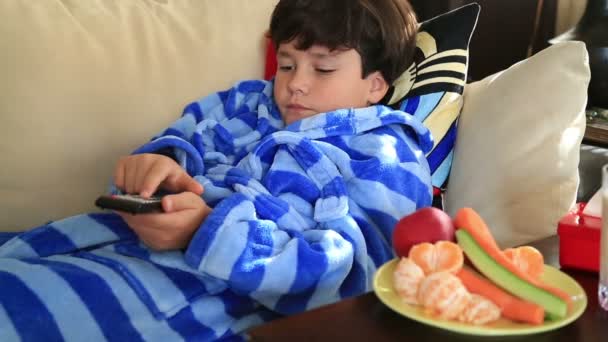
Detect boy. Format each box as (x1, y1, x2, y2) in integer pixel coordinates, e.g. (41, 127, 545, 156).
(0, 0, 432, 340)
(114, 0, 424, 251)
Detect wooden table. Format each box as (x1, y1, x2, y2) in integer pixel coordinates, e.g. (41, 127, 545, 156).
(585, 121, 608, 147)
(247, 236, 608, 341)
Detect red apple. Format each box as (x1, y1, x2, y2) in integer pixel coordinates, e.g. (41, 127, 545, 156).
(392, 207, 455, 258)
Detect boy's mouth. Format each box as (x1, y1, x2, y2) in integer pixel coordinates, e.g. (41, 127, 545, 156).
(283, 103, 316, 124)
(287, 103, 310, 111)
(285, 104, 314, 116)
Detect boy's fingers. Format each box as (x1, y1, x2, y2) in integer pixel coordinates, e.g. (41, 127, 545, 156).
(114, 160, 126, 191)
(140, 160, 172, 198)
(115, 208, 166, 228)
(114, 154, 201, 198)
(125, 160, 138, 194)
(171, 172, 204, 195)
(138, 159, 202, 198)
(135, 162, 153, 196)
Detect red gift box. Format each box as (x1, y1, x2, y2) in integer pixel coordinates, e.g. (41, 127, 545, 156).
(557, 202, 601, 272)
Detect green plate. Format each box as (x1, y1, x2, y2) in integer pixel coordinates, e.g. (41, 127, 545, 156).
(373, 259, 587, 336)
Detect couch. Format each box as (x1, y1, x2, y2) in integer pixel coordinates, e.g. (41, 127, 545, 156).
(1, 0, 591, 249)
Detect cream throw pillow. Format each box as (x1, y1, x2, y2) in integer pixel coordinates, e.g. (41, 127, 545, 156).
(0, 0, 278, 231)
(444, 41, 590, 247)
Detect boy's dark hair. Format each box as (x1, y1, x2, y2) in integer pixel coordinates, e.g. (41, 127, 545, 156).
(268, 0, 418, 85)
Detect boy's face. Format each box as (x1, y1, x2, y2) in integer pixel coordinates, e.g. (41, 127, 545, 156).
(273, 40, 388, 125)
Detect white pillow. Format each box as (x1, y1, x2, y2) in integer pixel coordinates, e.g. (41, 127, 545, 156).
(444, 41, 590, 247)
(0, 0, 278, 231)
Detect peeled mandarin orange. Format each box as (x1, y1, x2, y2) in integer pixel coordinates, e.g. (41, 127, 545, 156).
(417, 271, 471, 320)
(458, 294, 502, 325)
(408, 241, 464, 275)
(393, 257, 425, 305)
(503, 246, 544, 280)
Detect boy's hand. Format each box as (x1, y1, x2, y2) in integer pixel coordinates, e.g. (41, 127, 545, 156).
(114, 154, 203, 198)
(115, 192, 211, 251)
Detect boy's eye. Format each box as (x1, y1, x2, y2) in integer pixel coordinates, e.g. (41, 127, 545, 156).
(316, 69, 336, 74)
(278, 65, 294, 71)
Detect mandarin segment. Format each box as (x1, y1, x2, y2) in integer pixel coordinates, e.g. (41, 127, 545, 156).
(458, 294, 502, 325)
(408, 242, 435, 274)
(393, 257, 425, 304)
(408, 240, 464, 275)
(503, 246, 544, 280)
(434, 241, 465, 274)
(417, 271, 471, 320)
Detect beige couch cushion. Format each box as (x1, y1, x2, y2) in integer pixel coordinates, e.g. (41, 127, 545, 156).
(444, 41, 590, 247)
(0, 0, 278, 231)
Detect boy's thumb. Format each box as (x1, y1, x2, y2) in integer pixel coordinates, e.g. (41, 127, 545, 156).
(162, 192, 199, 212)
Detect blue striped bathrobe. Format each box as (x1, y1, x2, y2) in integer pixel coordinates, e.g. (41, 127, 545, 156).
(0, 80, 433, 341)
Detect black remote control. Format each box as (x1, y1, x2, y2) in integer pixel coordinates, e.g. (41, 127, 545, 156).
(95, 194, 164, 214)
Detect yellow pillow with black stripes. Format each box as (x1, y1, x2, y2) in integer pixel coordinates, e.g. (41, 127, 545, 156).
(385, 4, 480, 192)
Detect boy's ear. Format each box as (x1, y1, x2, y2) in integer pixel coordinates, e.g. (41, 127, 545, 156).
(366, 71, 390, 105)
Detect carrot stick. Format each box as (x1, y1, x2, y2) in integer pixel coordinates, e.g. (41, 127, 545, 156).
(457, 267, 545, 325)
(454, 208, 572, 307)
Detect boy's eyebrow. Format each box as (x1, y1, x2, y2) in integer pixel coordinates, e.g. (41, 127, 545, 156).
(277, 51, 292, 58)
(277, 49, 341, 59)
(311, 51, 340, 59)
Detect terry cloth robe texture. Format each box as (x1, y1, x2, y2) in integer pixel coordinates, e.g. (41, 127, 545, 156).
(0, 79, 433, 341)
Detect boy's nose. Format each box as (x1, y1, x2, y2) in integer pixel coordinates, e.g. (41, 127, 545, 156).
(287, 70, 309, 95)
